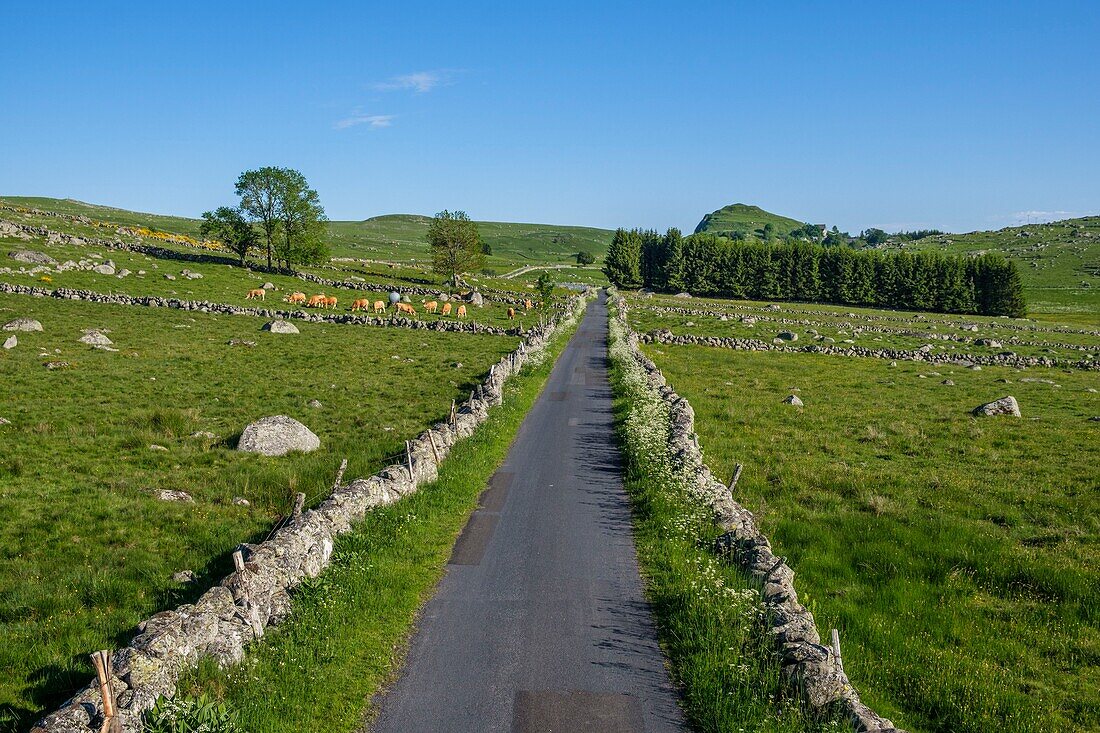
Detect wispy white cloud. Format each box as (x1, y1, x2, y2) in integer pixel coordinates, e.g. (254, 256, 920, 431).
(371, 70, 453, 93)
(334, 113, 395, 130)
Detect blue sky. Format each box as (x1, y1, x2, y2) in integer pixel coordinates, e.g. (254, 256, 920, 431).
(2, 1, 1098, 234)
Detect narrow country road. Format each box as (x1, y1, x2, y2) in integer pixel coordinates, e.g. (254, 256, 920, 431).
(370, 292, 686, 732)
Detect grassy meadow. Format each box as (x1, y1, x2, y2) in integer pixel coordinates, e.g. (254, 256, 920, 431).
(0, 291, 516, 730)
(629, 297, 1099, 732)
(1, 197, 613, 277)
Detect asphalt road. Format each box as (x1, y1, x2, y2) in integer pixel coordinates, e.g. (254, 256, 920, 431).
(370, 293, 686, 733)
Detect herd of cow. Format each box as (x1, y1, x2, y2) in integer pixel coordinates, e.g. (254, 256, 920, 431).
(245, 288, 533, 320)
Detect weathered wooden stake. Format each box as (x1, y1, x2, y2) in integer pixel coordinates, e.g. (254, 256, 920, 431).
(450, 399, 457, 426)
(90, 650, 121, 733)
(232, 549, 245, 573)
(406, 440, 414, 482)
(427, 431, 440, 464)
(331, 458, 349, 493)
(292, 492, 305, 519)
(728, 463, 743, 492)
(830, 628, 843, 667)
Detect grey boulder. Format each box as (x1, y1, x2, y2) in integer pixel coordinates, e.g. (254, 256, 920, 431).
(9, 250, 57, 265)
(237, 415, 320, 456)
(972, 396, 1021, 417)
(262, 320, 299, 334)
(3, 318, 43, 332)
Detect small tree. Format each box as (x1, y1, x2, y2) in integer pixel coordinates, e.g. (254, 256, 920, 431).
(603, 228, 642, 288)
(535, 272, 554, 325)
(199, 207, 256, 265)
(428, 210, 484, 286)
(575, 250, 595, 265)
(275, 170, 328, 267)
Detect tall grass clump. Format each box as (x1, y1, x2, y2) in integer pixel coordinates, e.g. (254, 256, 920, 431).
(606, 301, 842, 733)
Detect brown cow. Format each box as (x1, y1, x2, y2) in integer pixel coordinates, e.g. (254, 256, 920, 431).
(351, 298, 370, 312)
(524, 299, 533, 311)
(284, 291, 307, 305)
(323, 296, 338, 310)
(456, 304, 467, 318)
(440, 302, 452, 316)
(307, 294, 327, 308)
(246, 288, 266, 301)
(373, 300, 386, 313)
(424, 300, 438, 314)
(395, 302, 416, 317)
(507, 307, 516, 319)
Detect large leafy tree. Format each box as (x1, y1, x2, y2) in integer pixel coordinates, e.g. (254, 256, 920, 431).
(199, 206, 256, 265)
(275, 170, 328, 267)
(235, 167, 285, 268)
(428, 210, 484, 286)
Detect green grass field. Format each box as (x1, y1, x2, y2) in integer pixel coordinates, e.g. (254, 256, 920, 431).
(0, 291, 517, 731)
(694, 203, 806, 238)
(1, 197, 613, 276)
(627, 296, 1099, 733)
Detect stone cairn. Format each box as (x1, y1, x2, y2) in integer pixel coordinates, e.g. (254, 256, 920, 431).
(613, 294, 904, 733)
(31, 292, 592, 733)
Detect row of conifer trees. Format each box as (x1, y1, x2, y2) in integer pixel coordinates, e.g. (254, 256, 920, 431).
(603, 228, 1026, 317)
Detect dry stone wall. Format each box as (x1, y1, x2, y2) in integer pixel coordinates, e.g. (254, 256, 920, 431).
(641, 328, 1099, 371)
(32, 291, 592, 733)
(612, 294, 904, 733)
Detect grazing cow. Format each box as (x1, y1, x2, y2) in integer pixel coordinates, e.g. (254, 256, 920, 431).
(246, 288, 266, 301)
(323, 296, 338, 310)
(395, 302, 416, 316)
(507, 307, 516, 319)
(440, 302, 452, 316)
(524, 299, 533, 311)
(373, 300, 386, 313)
(424, 300, 438, 314)
(456, 304, 467, 318)
(351, 298, 370, 312)
(284, 292, 307, 305)
(307, 294, 327, 308)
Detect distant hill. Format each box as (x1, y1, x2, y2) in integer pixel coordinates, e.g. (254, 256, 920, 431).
(0, 197, 613, 271)
(878, 217, 1100, 317)
(694, 203, 805, 239)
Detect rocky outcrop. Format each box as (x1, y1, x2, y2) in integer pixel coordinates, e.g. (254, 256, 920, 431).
(31, 289, 592, 733)
(611, 293, 903, 733)
(972, 396, 1021, 417)
(3, 317, 43, 332)
(261, 320, 299, 334)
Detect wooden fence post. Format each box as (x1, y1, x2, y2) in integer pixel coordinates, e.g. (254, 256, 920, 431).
(831, 628, 843, 667)
(427, 431, 440, 464)
(728, 463, 743, 492)
(90, 650, 121, 733)
(406, 440, 414, 482)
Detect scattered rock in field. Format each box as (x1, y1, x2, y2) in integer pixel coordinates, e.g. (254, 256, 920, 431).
(262, 282, 276, 290)
(776, 331, 798, 342)
(453, 362, 463, 369)
(92, 263, 116, 276)
(9, 250, 57, 265)
(1019, 377, 1059, 386)
(960, 324, 979, 332)
(155, 489, 194, 502)
(172, 570, 195, 584)
(307, 399, 322, 409)
(918, 344, 934, 353)
(78, 330, 113, 346)
(232, 496, 250, 506)
(973, 396, 1021, 417)
(237, 415, 320, 456)
(3, 335, 16, 350)
(181, 269, 203, 280)
(227, 338, 256, 347)
(164, 274, 176, 280)
(1088, 388, 1098, 394)
(995, 378, 1011, 383)
(469, 291, 484, 307)
(149, 444, 168, 451)
(0, 417, 10, 426)
(942, 379, 955, 386)
(719, 315, 729, 321)
(3, 318, 43, 332)
(889, 361, 898, 367)
(44, 360, 70, 370)
(767, 304, 780, 311)
(783, 394, 804, 407)
(262, 320, 299, 334)
(974, 338, 1002, 348)
(685, 321, 695, 327)
(191, 431, 217, 440)
(970, 365, 982, 371)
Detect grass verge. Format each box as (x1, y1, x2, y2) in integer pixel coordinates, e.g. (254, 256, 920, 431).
(606, 308, 841, 733)
(177, 310, 582, 732)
